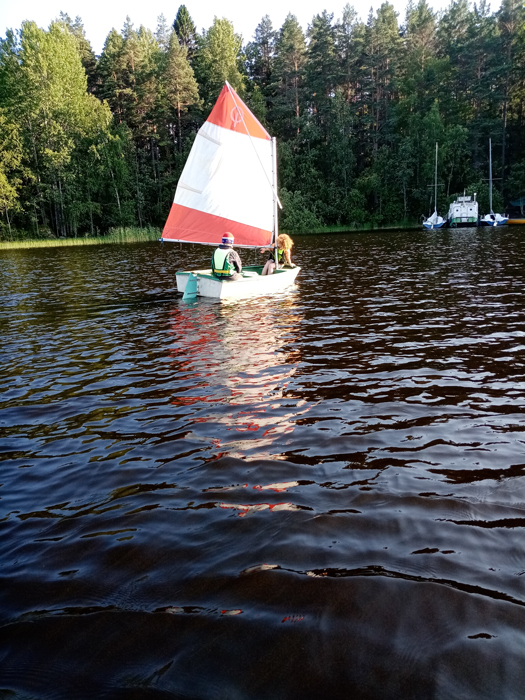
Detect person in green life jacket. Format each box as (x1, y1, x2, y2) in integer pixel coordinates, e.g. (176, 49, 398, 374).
(211, 233, 243, 281)
(259, 234, 295, 275)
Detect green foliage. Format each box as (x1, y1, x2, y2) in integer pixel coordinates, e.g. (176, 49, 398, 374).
(279, 188, 321, 232)
(194, 18, 244, 109)
(173, 6, 197, 60)
(272, 14, 306, 135)
(0, 110, 22, 230)
(59, 13, 97, 91)
(507, 160, 525, 199)
(1, 1, 525, 240)
(155, 14, 171, 52)
(245, 16, 275, 92)
(163, 31, 200, 151)
(307, 11, 338, 116)
(0, 20, 114, 237)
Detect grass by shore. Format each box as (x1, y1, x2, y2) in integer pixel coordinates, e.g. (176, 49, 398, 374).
(0, 227, 161, 250)
(0, 221, 423, 251)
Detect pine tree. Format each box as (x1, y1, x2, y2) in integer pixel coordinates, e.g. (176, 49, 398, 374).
(404, 0, 437, 72)
(273, 14, 306, 133)
(173, 5, 198, 60)
(307, 11, 338, 118)
(509, 3, 525, 170)
(194, 18, 244, 110)
(155, 14, 171, 52)
(96, 29, 126, 120)
(436, 0, 473, 121)
(498, 0, 525, 190)
(335, 4, 365, 104)
(246, 16, 275, 90)
(362, 3, 402, 159)
(164, 31, 200, 151)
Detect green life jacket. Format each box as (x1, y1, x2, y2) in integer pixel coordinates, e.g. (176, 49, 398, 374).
(269, 248, 284, 263)
(211, 247, 234, 277)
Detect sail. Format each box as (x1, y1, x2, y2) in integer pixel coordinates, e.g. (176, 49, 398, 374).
(162, 83, 275, 247)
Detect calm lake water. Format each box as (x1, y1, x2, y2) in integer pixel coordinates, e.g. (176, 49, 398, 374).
(2, 228, 525, 699)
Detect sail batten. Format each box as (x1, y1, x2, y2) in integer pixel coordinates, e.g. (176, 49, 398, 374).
(162, 84, 275, 247)
(178, 182, 203, 194)
(198, 130, 222, 146)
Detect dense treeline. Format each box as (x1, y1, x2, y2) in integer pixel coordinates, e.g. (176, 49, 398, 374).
(0, 0, 524, 238)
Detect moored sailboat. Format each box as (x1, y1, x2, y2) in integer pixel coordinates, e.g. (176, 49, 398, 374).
(160, 82, 300, 299)
(423, 143, 447, 230)
(423, 210, 446, 230)
(479, 138, 508, 227)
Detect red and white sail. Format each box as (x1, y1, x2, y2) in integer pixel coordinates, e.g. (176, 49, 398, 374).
(162, 83, 275, 248)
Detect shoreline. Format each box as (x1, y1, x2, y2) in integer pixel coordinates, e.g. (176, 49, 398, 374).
(0, 223, 423, 251)
(292, 222, 421, 235)
(0, 228, 161, 251)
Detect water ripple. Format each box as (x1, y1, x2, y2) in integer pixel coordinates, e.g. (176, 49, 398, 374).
(2, 230, 525, 698)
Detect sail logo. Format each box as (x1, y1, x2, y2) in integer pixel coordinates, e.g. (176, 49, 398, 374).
(231, 106, 244, 128)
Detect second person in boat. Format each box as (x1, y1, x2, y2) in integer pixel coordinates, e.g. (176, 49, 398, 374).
(211, 233, 243, 281)
(259, 234, 295, 275)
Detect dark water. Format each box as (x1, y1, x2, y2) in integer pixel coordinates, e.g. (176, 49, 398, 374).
(2, 228, 525, 700)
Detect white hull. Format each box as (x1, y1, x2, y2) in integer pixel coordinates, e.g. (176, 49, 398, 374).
(479, 214, 508, 226)
(176, 267, 300, 300)
(423, 216, 446, 230)
(448, 195, 479, 227)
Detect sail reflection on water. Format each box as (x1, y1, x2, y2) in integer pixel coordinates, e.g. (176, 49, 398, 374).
(167, 294, 310, 460)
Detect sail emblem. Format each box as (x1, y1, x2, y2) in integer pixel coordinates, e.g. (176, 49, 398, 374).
(231, 106, 243, 127)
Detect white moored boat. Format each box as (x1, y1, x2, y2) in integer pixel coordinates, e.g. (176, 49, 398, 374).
(479, 138, 508, 227)
(447, 193, 479, 227)
(423, 143, 447, 230)
(423, 211, 446, 230)
(479, 212, 508, 226)
(160, 82, 300, 299)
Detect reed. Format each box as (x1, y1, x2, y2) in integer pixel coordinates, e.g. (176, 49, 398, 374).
(0, 227, 161, 250)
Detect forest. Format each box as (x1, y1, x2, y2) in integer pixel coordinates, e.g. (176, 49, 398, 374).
(0, 0, 524, 239)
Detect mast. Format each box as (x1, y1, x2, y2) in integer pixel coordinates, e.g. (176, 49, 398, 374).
(434, 142, 438, 214)
(489, 137, 493, 215)
(272, 136, 279, 264)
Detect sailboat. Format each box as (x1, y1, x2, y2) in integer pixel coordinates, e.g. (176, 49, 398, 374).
(479, 138, 508, 227)
(160, 82, 300, 300)
(422, 143, 446, 230)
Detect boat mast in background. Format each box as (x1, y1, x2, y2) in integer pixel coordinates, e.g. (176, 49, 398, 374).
(489, 137, 493, 216)
(422, 142, 446, 229)
(480, 138, 508, 226)
(434, 141, 438, 216)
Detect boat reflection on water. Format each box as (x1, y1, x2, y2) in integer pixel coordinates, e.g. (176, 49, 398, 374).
(167, 292, 310, 461)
